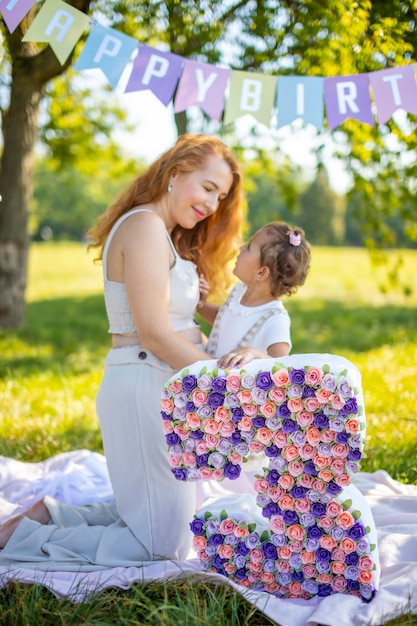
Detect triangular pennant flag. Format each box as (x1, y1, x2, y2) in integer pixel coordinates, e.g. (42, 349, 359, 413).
(277, 76, 324, 130)
(324, 74, 374, 130)
(369, 65, 417, 124)
(74, 23, 138, 89)
(174, 59, 230, 122)
(124, 44, 183, 106)
(22, 0, 89, 65)
(223, 70, 277, 127)
(0, 0, 37, 33)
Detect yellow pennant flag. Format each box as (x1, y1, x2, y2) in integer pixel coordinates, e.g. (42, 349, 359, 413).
(22, 0, 90, 64)
(223, 70, 277, 127)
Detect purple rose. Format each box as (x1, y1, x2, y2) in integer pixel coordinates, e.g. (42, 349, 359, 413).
(316, 547, 331, 562)
(223, 461, 241, 480)
(326, 481, 342, 495)
(229, 431, 243, 445)
(277, 403, 291, 418)
(161, 411, 172, 421)
(245, 533, 261, 549)
(347, 522, 366, 540)
(347, 579, 360, 591)
(262, 541, 278, 559)
(302, 580, 318, 594)
(207, 392, 225, 409)
(252, 416, 266, 428)
(172, 468, 187, 481)
(262, 502, 280, 518)
(313, 412, 329, 429)
(256, 371, 274, 390)
(307, 525, 324, 539)
(304, 461, 318, 476)
(267, 469, 280, 485)
(290, 485, 308, 499)
(166, 433, 180, 446)
(345, 565, 360, 580)
(231, 407, 244, 423)
(302, 385, 316, 398)
(300, 513, 315, 527)
(340, 397, 359, 417)
(196, 454, 209, 467)
(208, 533, 224, 546)
(336, 431, 349, 444)
(331, 526, 345, 541)
(282, 418, 298, 433)
(185, 401, 196, 412)
(316, 560, 330, 574)
(265, 444, 279, 458)
(236, 541, 250, 556)
(289, 554, 303, 569)
(225, 392, 239, 407)
(318, 584, 333, 597)
(283, 511, 299, 526)
(235, 567, 248, 579)
(291, 570, 304, 582)
(348, 448, 362, 461)
(190, 429, 204, 440)
(189, 518, 204, 534)
(311, 502, 326, 517)
(345, 551, 359, 565)
(212, 376, 227, 392)
(289, 368, 305, 384)
(182, 375, 197, 393)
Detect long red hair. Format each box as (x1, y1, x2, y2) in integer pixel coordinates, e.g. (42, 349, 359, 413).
(88, 134, 243, 295)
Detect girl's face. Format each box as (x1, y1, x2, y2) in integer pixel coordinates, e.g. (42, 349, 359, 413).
(233, 228, 270, 284)
(169, 155, 233, 229)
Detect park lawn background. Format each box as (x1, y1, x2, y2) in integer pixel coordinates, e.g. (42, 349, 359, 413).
(0, 242, 416, 625)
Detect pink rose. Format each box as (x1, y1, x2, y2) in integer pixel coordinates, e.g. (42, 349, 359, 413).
(199, 467, 212, 480)
(205, 433, 218, 447)
(299, 474, 314, 488)
(271, 368, 290, 387)
(269, 387, 286, 402)
(359, 556, 374, 571)
(234, 525, 249, 538)
(256, 427, 273, 445)
(270, 515, 286, 534)
(278, 546, 291, 560)
(237, 390, 252, 403)
(277, 558, 291, 571)
(193, 535, 207, 549)
(300, 551, 315, 564)
(317, 573, 332, 584)
(186, 413, 201, 429)
(259, 401, 276, 418)
(297, 410, 314, 426)
(340, 537, 356, 553)
(331, 443, 349, 458)
(229, 451, 243, 464)
(299, 444, 315, 460)
(330, 458, 345, 475)
(279, 473, 295, 489)
(174, 424, 190, 440)
(198, 550, 210, 562)
(304, 366, 324, 386)
(254, 478, 269, 493)
(294, 498, 311, 513)
(162, 421, 174, 434)
(331, 576, 347, 592)
(202, 419, 219, 435)
(249, 547, 264, 563)
(273, 431, 288, 447)
(261, 572, 275, 584)
(268, 486, 285, 501)
(161, 399, 174, 412)
(195, 440, 208, 454)
(226, 374, 241, 392)
(304, 397, 320, 411)
(337, 511, 355, 529)
(238, 416, 253, 431)
(288, 398, 303, 413)
(331, 548, 346, 561)
(212, 468, 224, 480)
(315, 388, 332, 403)
(346, 418, 360, 433)
(283, 444, 299, 461)
(219, 519, 236, 534)
(168, 454, 182, 468)
(238, 579, 251, 588)
(314, 454, 330, 469)
(358, 571, 374, 584)
(224, 562, 237, 574)
(321, 428, 336, 443)
(306, 426, 320, 445)
(288, 461, 304, 477)
(218, 421, 236, 437)
(215, 407, 230, 422)
(318, 469, 334, 483)
(218, 544, 235, 559)
(329, 393, 346, 410)
(248, 570, 261, 581)
(249, 441, 264, 452)
(289, 581, 302, 595)
(182, 452, 196, 467)
(169, 381, 182, 393)
(286, 524, 305, 541)
(191, 389, 208, 407)
(311, 479, 326, 493)
(242, 403, 258, 417)
(302, 565, 317, 578)
(331, 561, 346, 575)
(326, 501, 343, 517)
(278, 495, 294, 510)
(317, 515, 334, 531)
(265, 582, 280, 593)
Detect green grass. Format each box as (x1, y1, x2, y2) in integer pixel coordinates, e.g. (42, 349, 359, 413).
(0, 242, 417, 624)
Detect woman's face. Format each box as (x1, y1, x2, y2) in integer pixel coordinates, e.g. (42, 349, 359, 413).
(169, 155, 234, 229)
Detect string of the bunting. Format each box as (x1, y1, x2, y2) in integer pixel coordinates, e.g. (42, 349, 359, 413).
(3, 0, 417, 130)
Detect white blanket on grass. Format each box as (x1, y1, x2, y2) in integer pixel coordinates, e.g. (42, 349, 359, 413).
(0, 449, 416, 626)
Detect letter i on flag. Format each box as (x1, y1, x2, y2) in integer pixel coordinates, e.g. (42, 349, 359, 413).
(0, 0, 37, 34)
(74, 23, 138, 89)
(22, 0, 89, 64)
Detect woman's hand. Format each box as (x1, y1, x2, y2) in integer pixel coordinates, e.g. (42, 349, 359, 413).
(197, 274, 210, 309)
(217, 347, 269, 370)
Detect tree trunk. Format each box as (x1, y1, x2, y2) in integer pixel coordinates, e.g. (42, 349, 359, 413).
(0, 70, 43, 328)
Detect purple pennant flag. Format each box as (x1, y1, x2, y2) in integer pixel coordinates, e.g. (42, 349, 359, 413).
(0, 0, 37, 33)
(174, 60, 230, 122)
(324, 74, 374, 130)
(124, 44, 184, 106)
(369, 65, 417, 124)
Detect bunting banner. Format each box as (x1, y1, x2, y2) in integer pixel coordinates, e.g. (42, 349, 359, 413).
(3, 0, 417, 132)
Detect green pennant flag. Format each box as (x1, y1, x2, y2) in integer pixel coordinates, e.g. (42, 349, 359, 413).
(223, 70, 277, 127)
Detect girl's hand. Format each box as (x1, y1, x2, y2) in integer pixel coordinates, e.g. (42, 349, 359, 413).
(197, 274, 210, 309)
(217, 347, 269, 369)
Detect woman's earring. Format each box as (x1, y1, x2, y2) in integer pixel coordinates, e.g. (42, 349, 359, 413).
(167, 182, 172, 192)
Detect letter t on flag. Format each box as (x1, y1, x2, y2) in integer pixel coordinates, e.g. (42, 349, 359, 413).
(369, 65, 417, 124)
(22, 0, 89, 64)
